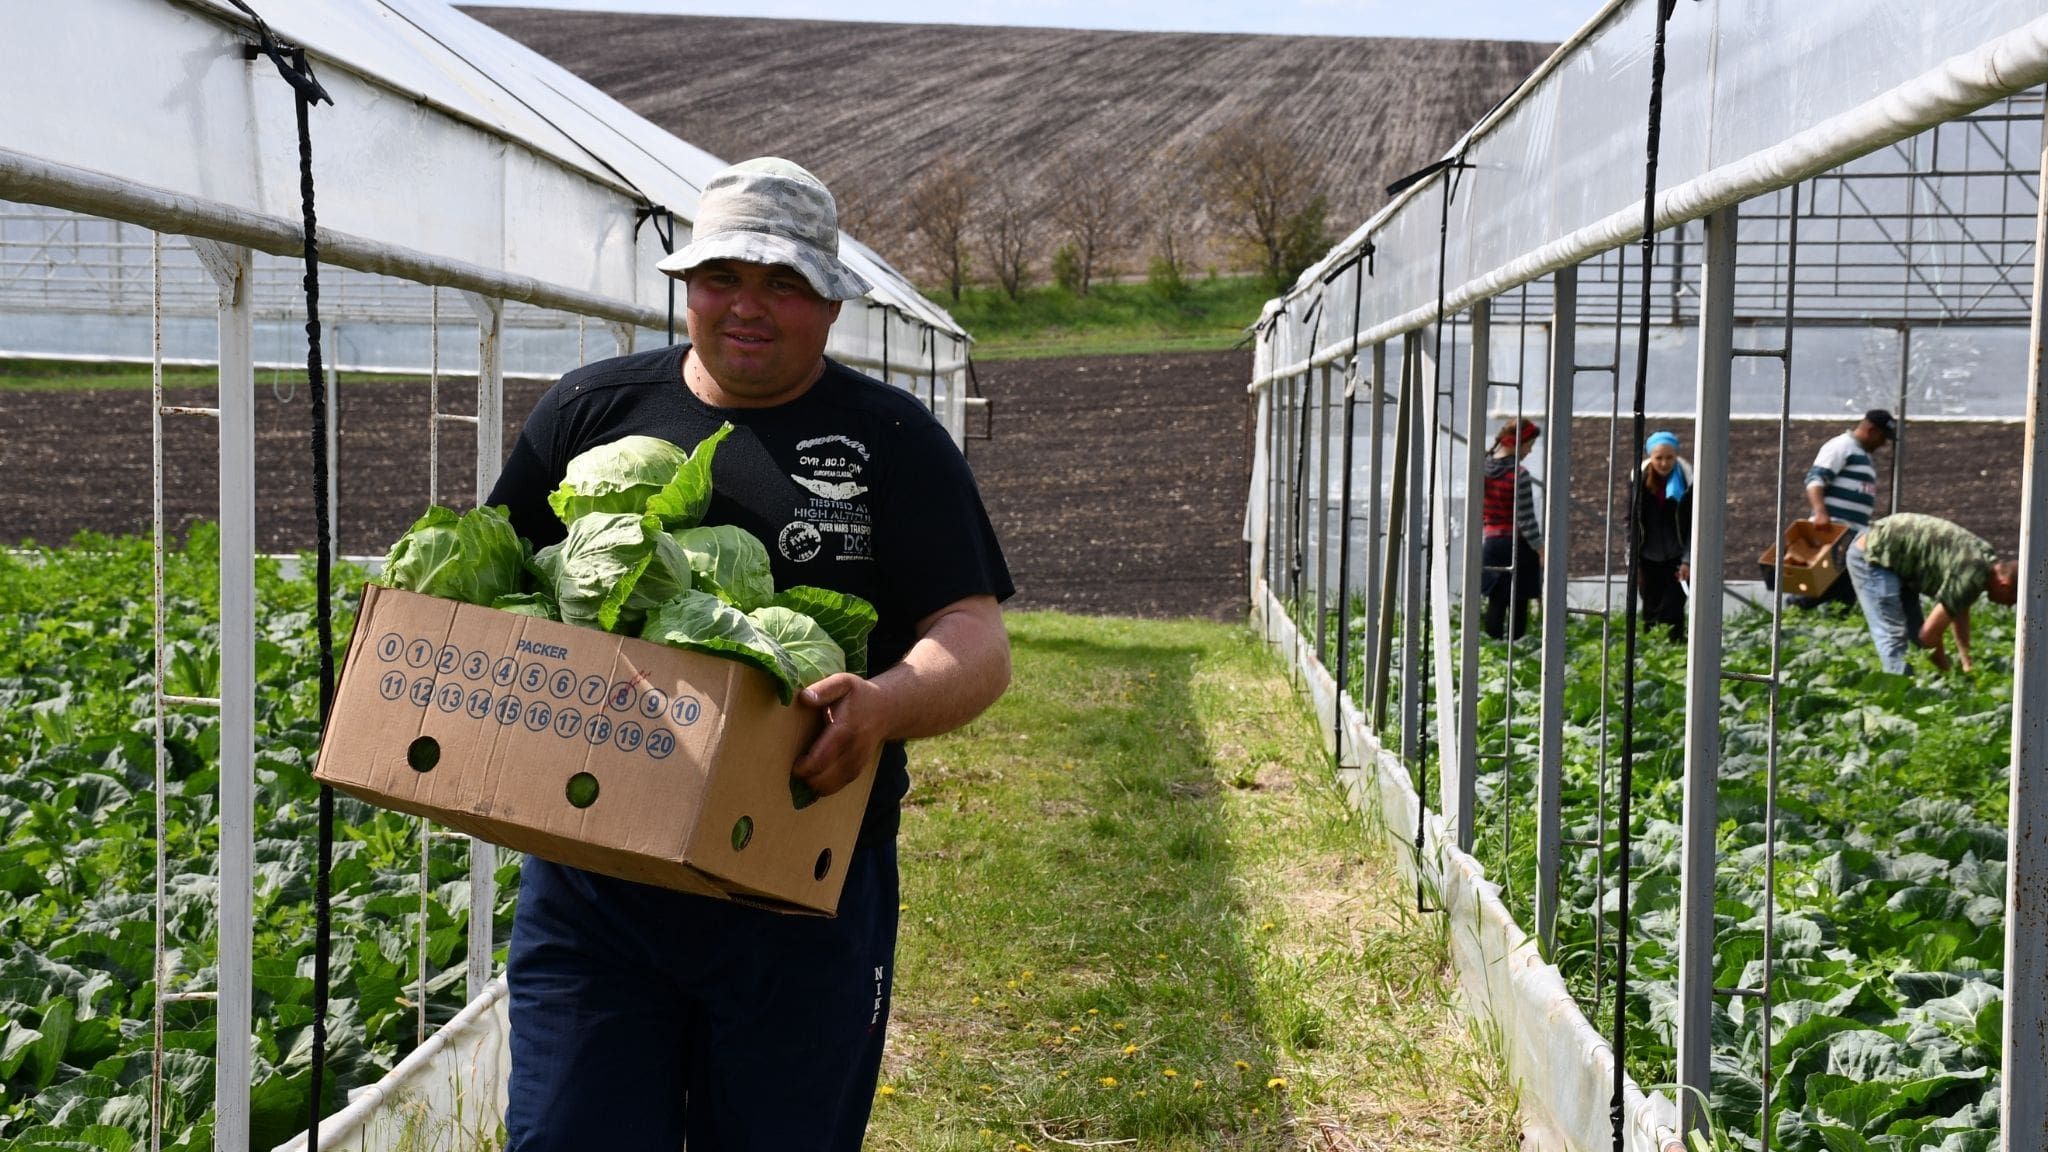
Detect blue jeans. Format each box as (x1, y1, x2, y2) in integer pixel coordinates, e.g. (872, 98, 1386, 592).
(1848, 539, 1923, 674)
(506, 840, 899, 1152)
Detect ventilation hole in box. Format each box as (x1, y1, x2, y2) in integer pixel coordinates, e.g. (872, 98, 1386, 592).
(814, 848, 832, 881)
(565, 772, 600, 809)
(789, 776, 818, 810)
(406, 737, 440, 773)
(731, 815, 754, 852)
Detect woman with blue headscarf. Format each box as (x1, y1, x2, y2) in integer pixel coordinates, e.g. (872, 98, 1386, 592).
(1637, 431, 1693, 640)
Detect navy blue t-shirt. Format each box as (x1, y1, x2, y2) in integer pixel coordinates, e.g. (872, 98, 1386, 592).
(487, 344, 1013, 844)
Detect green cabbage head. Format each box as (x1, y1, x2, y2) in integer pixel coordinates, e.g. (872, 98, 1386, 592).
(640, 590, 802, 703)
(672, 524, 776, 611)
(533, 512, 695, 633)
(379, 505, 530, 606)
(546, 434, 690, 526)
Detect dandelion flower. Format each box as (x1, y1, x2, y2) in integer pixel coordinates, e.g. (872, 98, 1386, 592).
(1087, 1008, 1100, 1016)
(1135, 1089, 1149, 1097)
(876, 1085, 896, 1097)
(1267, 1077, 1288, 1091)
(1005, 980, 1018, 990)
(1121, 1043, 1138, 1056)
(1192, 1079, 1206, 1089)
(979, 1130, 992, 1139)
(980, 1084, 995, 1094)
(1020, 970, 1034, 981)
(1058, 1070, 1071, 1079)
(1259, 921, 1276, 933)
(1234, 1060, 1251, 1072)
(1068, 1025, 1082, 1033)
(1155, 952, 1167, 960)
(971, 996, 983, 1006)
(1099, 1076, 1119, 1088)
(1113, 1022, 1126, 1032)
(1162, 1068, 1179, 1078)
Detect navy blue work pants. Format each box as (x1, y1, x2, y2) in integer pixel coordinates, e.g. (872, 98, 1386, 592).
(505, 839, 899, 1152)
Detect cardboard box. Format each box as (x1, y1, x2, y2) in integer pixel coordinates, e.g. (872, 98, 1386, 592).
(1759, 519, 1851, 598)
(314, 585, 876, 915)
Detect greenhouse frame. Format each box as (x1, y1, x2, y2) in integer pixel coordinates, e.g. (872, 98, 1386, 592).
(1248, 2, 2048, 1150)
(1, 1, 970, 1148)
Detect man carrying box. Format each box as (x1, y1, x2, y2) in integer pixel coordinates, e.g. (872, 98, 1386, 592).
(486, 157, 1014, 1151)
(1801, 408, 1893, 607)
(1847, 512, 2015, 675)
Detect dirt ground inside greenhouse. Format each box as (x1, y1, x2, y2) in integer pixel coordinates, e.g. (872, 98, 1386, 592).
(0, 351, 2026, 619)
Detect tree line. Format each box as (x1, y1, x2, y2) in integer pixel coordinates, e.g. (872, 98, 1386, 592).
(837, 117, 1336, 301)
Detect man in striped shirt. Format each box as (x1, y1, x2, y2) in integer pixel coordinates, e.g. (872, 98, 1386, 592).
(1805, 408, 1895, 534)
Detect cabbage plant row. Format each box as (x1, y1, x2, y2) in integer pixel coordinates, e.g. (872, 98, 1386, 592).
(1, 528, 499, 1151)
(1326, 603, 2013, 1151)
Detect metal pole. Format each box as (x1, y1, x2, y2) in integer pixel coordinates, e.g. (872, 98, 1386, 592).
(1315, 363, 1334, 665)
(1365, 341, 1388, 681)
(467, 293, 505, 1002)
(324, 326, 340, 561)
(1400, 334, 1429, 768)
(1372, 340, 1412, 733)
(1999, 111, 2048, 1152)
(1537, 264, 1578, 952)
(1676, 204, 1738, 1137)
(1455, 300, 1491, 851)
(212, 242, 256, 1152)
(1891, 324, 1911, 514)
(1334, 359, 1359, 760)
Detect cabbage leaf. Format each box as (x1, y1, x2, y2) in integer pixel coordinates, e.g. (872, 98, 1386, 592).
(546, 435, 690, 526)
(379, 504, 530, 606)
(640, 590, 801, 703)
(771, 585, 878, 674)
(644, 423, 734, 529)
(672, 523, 776, 611)
(535, 512, 695, 633)
(747, 606, 847, 688)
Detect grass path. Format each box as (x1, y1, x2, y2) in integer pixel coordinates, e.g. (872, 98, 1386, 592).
(868, 612, 1521, 1151)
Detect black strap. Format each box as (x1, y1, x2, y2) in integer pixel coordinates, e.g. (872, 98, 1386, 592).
(1613, 1, 1680, 1147)
(637, 207, 678, 345)
(224, 6, 336, 1146)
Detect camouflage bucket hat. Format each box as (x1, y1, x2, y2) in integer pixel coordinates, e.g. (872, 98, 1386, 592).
(657, 157, 872, 301)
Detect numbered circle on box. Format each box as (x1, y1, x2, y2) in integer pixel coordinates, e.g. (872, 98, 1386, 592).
(467, 689, 493, 719)
(608, 681, 638, 713)
(377, 633, 405, 662)
(585, 715, 613, 746)
(406, 639, 434, 669)
(462, 651, 489, 681)
(495, 694, 523, 726)
(436, 684, 464, 714)
(437, 645, 461, 675)
(550, 669, 577, 700)
(524, 700, 553, 732)
(492, 657, 517, 687)
(379, 670, 407, 701)
(640, 689, 668, 721)
(409, 678, 435, 707)
(646, 729, 676, 760)
(520, 663, 547, 693)
(614, 720, 644, 753)
(553, 708, 584, 740)
(579, 675, 607, 706)
(671, 695, 702, 727)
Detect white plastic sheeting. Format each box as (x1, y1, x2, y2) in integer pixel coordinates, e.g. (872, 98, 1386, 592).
(1254, 1, 2048, 387)
(0, 0, 972, 436)
(271, 980, 512, 1152)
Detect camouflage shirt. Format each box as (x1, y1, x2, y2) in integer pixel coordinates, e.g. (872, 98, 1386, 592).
(1863, 513, 1996, 614)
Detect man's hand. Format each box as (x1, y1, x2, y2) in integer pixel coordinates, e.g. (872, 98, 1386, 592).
(1678, 563, 1691, 584)
(1927, 643, 1952, 673)
(788, 595, 1010, 798)
(1810, 508, 1830, 528)
(792, 673, 894, 798)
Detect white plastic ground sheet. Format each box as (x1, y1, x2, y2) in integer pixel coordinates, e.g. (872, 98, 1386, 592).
(272, 979, 511, 1152)
(1252, 582, 1682, 1152)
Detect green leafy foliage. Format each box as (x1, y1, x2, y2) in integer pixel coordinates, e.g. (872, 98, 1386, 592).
(642, 423, 732, 529)
(0, 528, 515, 1150)
(533, 512, 693, 634)
(377, 505, 528, 607)
(746, 606, 846, 689)
(670, 524, 775, 611)
(1419, 603, 2015, 1151)
(770, 586, 877, 676)
(545, 434, 690, 526)
(639, 591, 801, 704)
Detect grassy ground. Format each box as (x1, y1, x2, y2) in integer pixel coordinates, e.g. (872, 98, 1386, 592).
(935, 277, 1273, 361)
(870, 612, 1520, 1151)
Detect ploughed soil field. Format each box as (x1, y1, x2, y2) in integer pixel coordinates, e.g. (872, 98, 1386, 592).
(0, 352, 2022, 618)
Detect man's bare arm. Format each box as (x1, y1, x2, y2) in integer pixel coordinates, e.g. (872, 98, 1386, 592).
(1921, 603, 1956, 671)
(1806, 482, 1830, 526)
(792, 595, 1012, 796)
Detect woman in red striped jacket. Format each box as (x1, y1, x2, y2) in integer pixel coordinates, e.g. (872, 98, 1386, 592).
(1481, 419, 1543, 640)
